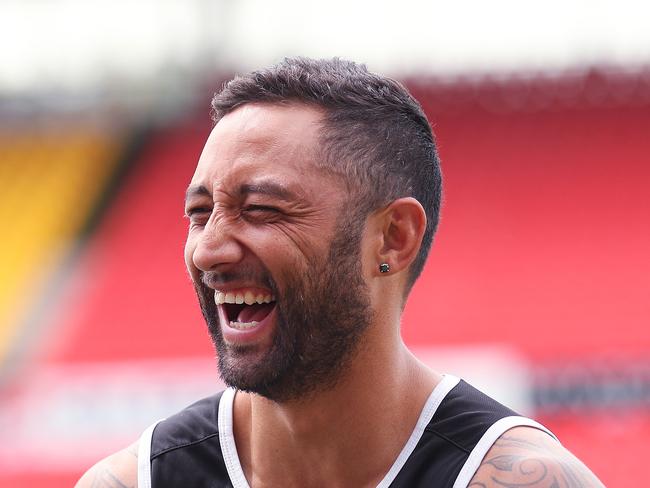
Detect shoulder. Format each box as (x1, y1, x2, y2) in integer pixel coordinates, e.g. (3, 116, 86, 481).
(74, 391, 226, 488)
(150, 390, 224, 458)
(468, 426, 605, 487)
(75, 441, 139, 488)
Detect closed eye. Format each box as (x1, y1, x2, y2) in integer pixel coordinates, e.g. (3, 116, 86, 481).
(184, 207, 212, 226)
(242, 204, 282, 222)
(244, 205, 279, 213)
(185, 207, 212, 217)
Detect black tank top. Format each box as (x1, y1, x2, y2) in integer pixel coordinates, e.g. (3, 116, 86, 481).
(137, 375, 554, 487)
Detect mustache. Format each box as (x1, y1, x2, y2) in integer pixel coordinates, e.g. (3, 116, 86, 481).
(199, 265, 276, 292)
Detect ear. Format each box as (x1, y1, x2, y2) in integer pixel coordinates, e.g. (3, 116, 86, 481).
(375, 197, 427, 276)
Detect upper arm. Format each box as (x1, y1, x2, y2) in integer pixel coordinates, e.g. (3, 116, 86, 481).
(467, 426, 605, 488)
(75, 440, 139, 488)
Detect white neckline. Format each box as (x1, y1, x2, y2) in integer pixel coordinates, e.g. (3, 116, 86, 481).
(218, 388, 249, 488)
(218, 375, 461, 488)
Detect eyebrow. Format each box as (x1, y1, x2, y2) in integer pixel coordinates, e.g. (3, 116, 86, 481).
(238, 182, 298, 201)
(184, 184, 211, 204)
(184, 181, 299, 204)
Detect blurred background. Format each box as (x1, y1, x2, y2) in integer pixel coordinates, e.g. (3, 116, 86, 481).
(1, 0, 649, 486)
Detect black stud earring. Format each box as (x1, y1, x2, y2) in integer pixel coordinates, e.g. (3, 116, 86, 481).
(379, 263, 390, 273)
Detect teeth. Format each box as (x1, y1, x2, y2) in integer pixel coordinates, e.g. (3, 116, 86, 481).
(214, 290, 275, 306)
(229, 320, 259, 330)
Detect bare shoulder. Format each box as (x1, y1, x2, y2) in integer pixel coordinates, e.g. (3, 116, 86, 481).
(75, 440, 139, 488)
(468, 426, 606, 488)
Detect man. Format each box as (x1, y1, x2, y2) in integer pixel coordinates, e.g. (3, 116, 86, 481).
(77, 57, 604, 487)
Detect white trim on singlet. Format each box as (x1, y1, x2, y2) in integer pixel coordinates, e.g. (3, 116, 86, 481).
(139, 379, 554, 488)
(218, 375, 462, 488)
(452, 416, 558, 488)
(137, 420, 163, 488)
(375, 374, 461, 488)
(219, 387, 250, 488)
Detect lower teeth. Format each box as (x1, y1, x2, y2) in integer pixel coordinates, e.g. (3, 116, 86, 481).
(229, 320, 259, 330)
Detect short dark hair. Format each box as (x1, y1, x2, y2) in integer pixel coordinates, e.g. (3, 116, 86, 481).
(211, 57, 442, 292)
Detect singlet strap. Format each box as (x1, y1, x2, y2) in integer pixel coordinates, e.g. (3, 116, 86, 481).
(375, 374, 460, 487)
(137, 420, 163, 488)
(452, 416, 558, 488)
(218, 388, 250, 488)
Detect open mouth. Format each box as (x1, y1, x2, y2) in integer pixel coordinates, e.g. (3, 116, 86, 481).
(215, 290, 276, 330)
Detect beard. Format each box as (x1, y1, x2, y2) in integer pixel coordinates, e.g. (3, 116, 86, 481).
(193, 211, 373, 403)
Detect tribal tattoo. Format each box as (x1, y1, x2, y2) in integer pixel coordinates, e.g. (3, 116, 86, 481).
(468, 428, 605, 488)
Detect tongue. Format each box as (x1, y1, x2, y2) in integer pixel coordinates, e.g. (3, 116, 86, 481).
(237, 303, 275, 323)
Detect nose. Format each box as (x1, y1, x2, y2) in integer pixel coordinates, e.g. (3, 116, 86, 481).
(191, 214, 244, 272)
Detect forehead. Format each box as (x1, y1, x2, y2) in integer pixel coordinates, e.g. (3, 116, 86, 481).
(192, 103, 326, 190)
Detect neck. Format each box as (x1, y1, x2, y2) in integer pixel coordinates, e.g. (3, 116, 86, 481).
(232, 330, 441, 488)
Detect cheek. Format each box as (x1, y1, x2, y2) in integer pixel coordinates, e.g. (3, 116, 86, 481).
(246, 225, 329, 267)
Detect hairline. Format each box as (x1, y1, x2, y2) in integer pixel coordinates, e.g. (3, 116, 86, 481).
(212, 99, 365, 194)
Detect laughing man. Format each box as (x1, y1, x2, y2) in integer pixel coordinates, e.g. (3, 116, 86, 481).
(77, 57, 604, 488)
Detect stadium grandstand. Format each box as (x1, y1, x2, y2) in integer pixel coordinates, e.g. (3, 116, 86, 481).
(1, 1, 649, 486)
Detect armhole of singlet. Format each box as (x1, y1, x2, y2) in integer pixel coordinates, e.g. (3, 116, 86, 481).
(375, 374, 461, 488)
(218, 388, 251, 488)
(137, 420, 163, 488)
(452, 416, 558, 488)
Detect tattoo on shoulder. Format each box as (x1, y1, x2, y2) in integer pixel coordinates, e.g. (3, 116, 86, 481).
(89, 467, 134, 488)
(469, 432, 604, 488)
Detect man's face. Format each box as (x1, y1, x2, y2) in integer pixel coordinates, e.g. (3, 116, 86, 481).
(184, 103, 372, 402)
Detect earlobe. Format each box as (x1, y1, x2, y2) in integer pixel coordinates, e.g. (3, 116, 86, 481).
(376, 198, 426, 276)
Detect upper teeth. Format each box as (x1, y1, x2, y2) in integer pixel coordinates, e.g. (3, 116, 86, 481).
(215, 290, 275, 306)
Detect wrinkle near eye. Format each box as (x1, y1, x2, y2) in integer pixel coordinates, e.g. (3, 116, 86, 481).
(255, 208, 341, 262)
